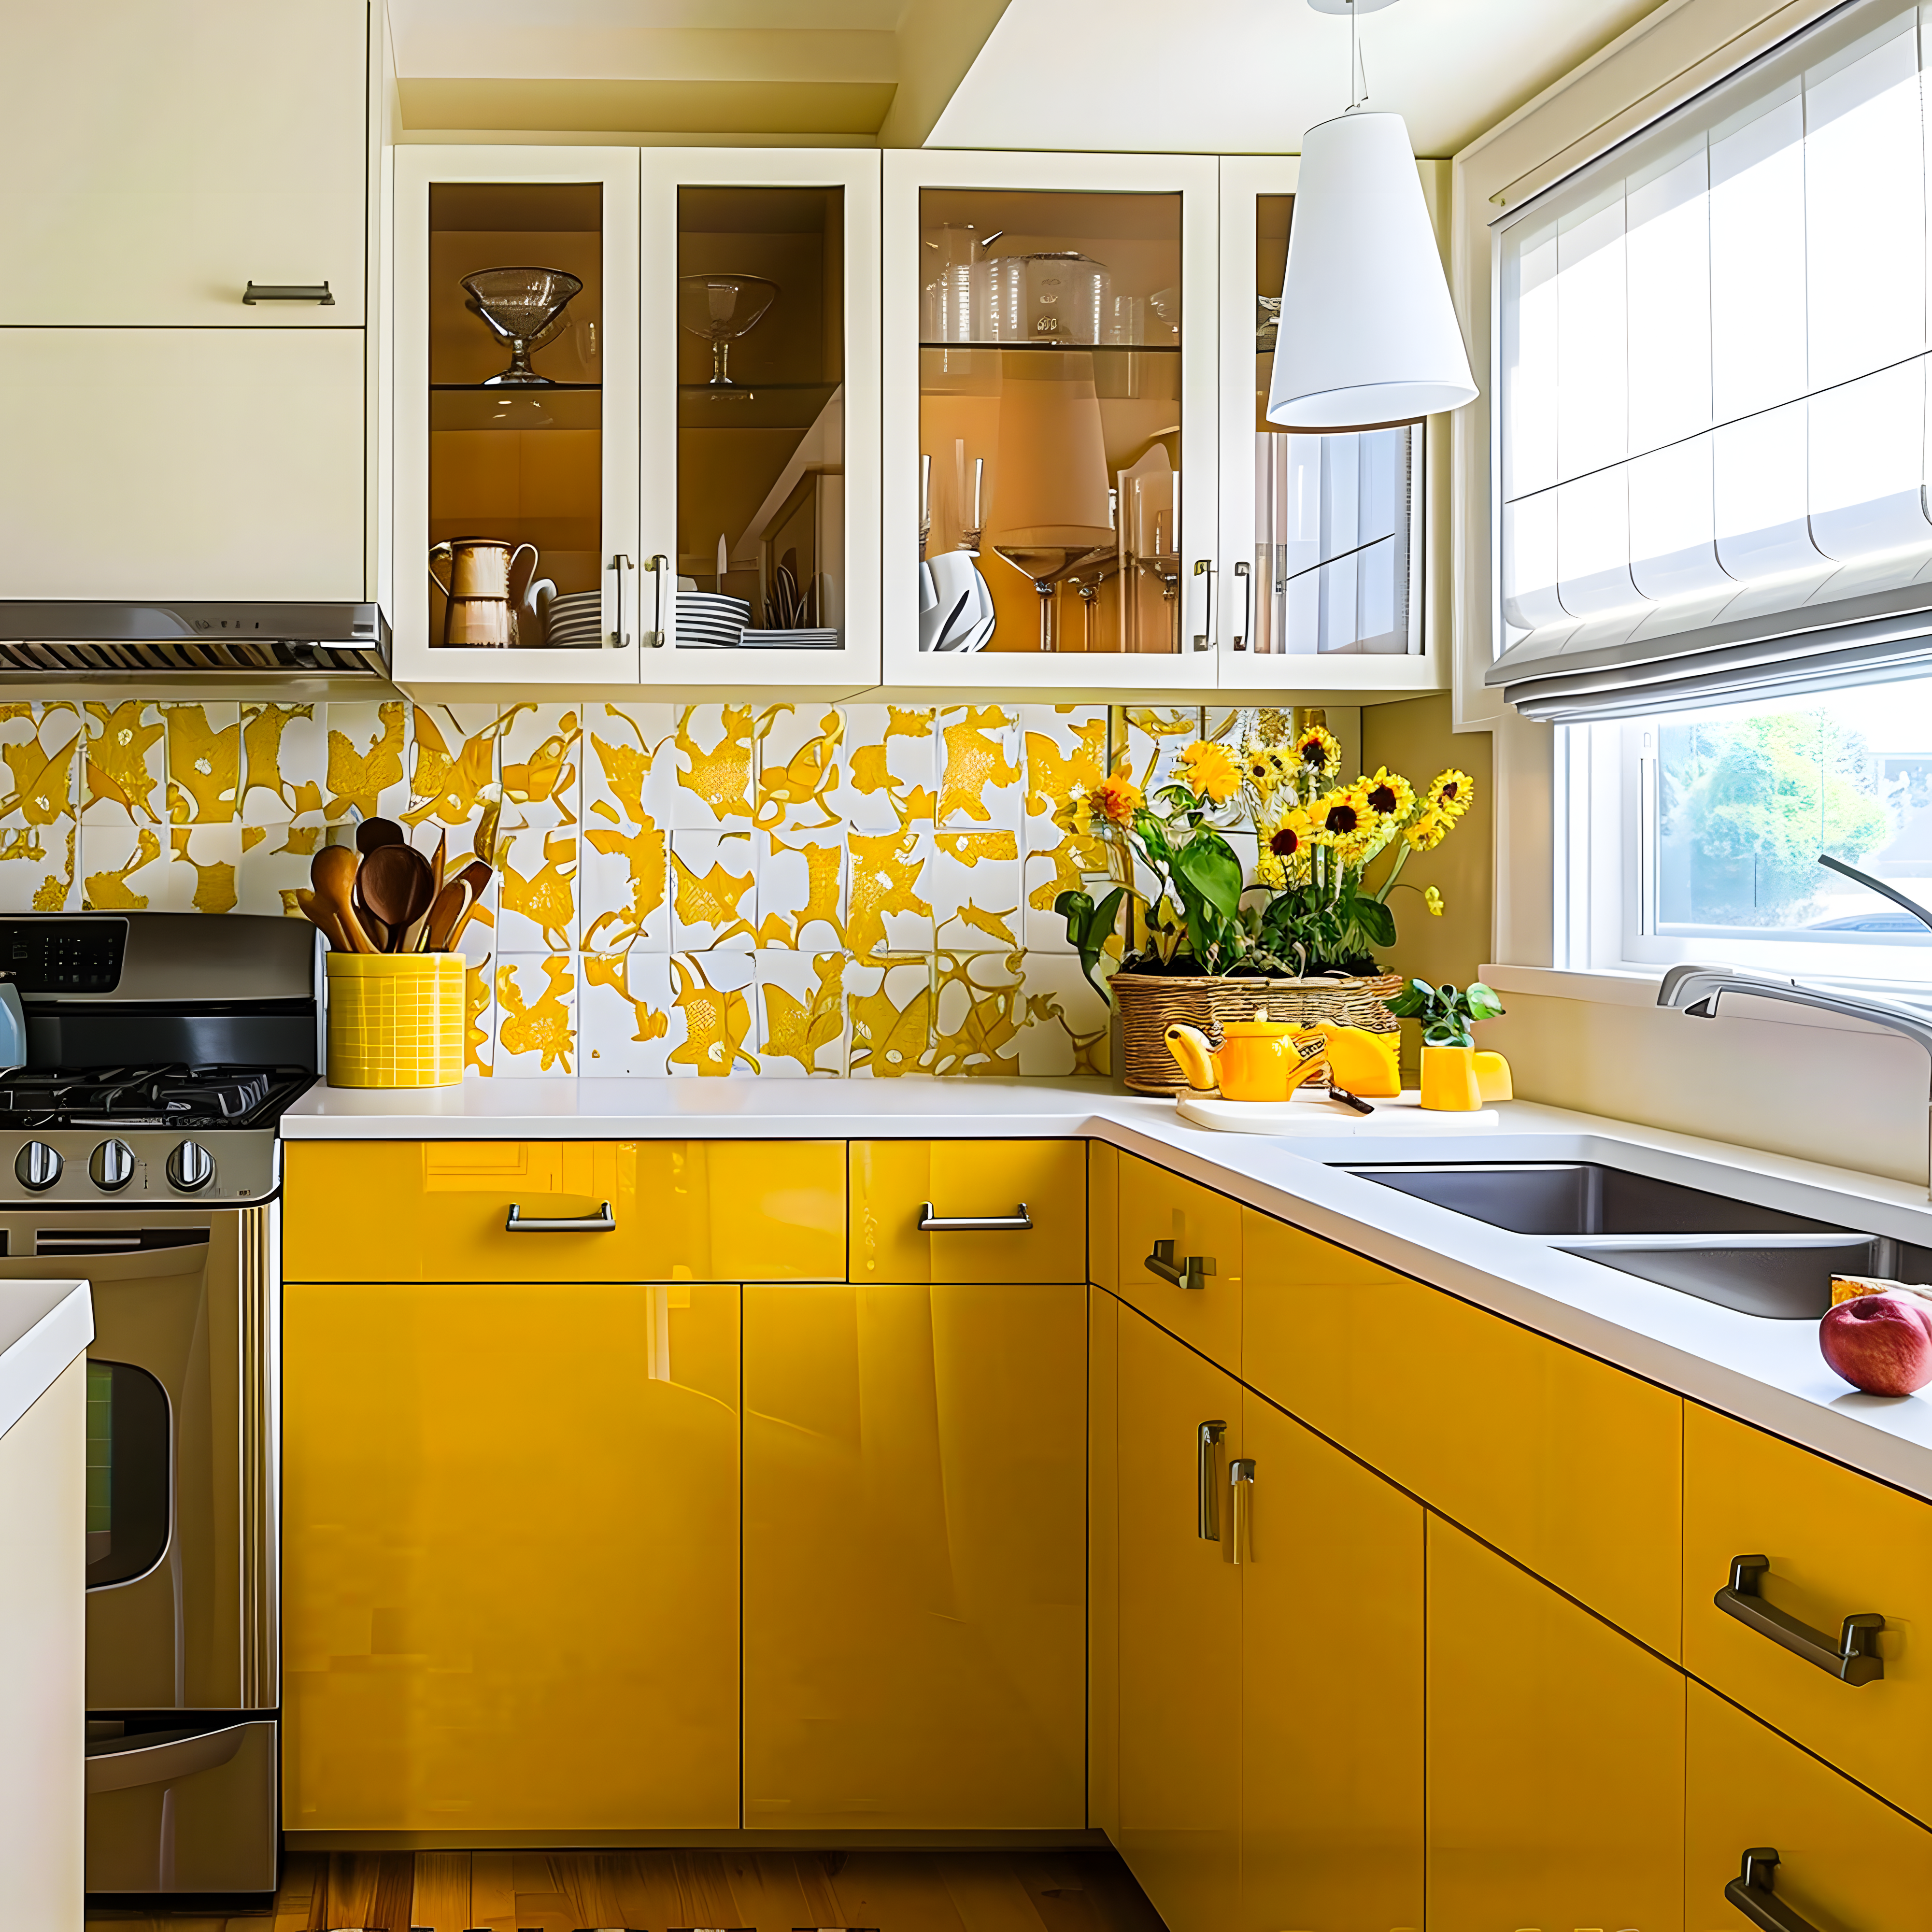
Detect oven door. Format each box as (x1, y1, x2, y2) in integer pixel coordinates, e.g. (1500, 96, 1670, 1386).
(0, 1207, 276, 1711)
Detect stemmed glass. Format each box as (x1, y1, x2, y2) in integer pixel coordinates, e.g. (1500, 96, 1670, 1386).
(678, 274, 780, 386)
(461, 267, 584, 387)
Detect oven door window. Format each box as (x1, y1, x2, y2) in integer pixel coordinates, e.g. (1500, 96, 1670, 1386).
(86, 1359, 170, 1589)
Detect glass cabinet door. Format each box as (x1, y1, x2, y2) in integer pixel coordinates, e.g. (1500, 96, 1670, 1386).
(639, 150, 881, 688)
(1216, 157, 1439, 697)
(883, 150, 1221, 694)
(391, 148, 641, 691)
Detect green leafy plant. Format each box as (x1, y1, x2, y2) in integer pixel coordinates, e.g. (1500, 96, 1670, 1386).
(1385, 978, 1505, 1048)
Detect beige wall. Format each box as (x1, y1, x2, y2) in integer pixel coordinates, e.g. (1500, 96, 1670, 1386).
(0, 1356, 85, 1932)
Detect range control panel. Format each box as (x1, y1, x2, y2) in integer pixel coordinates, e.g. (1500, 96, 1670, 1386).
(0, 918, 126, 993)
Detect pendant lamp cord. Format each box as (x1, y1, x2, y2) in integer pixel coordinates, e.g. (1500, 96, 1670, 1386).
(1345, 0, 1369, 111)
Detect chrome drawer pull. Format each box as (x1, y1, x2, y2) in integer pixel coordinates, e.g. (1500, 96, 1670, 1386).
(242, 280, 335, 305)
(504, 1202, 616, 1233)
(1147, 1238, 1212, 1292)
(1716, 1555, 1884, 1685)
(1197, 1420, 1226, 1541)
(1725, 1848, 1823, 1932)
(918, 1202, 1032, 1232)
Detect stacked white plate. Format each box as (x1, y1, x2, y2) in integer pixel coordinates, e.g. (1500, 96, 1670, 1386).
(738, 627, 840, 650)
(677, 591, 751, 648)
(542, 591, 605, 648)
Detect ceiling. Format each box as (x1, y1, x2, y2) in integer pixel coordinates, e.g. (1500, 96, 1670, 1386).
(386, 0, 1667, 155)
(929, 0, 1669, 156)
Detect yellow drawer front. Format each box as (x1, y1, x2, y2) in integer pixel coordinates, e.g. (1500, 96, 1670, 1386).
(284, 1140, 844, 1282)
(1684, 1404, 1932, 1825)
(1687, 1681, 1932, 1931)
(1088, 1140, 1119, 1294)
(743, 1279, 1086, 1830)
(1116, 1154, 1243, 1374)
(849, 1140, 1087, 1283)
(1246, 1210, 1683, 1656)
(283, 1278, 741, 1832)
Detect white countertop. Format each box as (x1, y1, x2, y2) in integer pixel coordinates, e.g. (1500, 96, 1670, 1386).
(283, 1077, 1932, 1502)
(0, 1279, 92, 1443)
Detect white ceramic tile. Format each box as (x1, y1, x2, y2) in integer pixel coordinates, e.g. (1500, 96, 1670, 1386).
(236, 822, 328, 917)
(580, 814, 668, 954)
(1017, 951, 1113, 1077)
(581, 703, 678, 830)
(670, 831, 757, 951)
(931, 947, 1024, 1077)
(496, 825, 580, 953)
(407, 704, 502, 829)
(665, 952, 760, 1077)
(1022, 828, 1115, 952)
(846, 955, 935, 1078)
(493, 953, 578, 1076)
(580, 950, 675, 1077)
(241, 703, 327, 825)
(755, 830, 844, 950)
(321, 701, 412, 824)
(833, 704, 935, 832)
(753, 702, 846, 832)
(499, 702, 583, 827)
(1115, 705, 1202, 796)
(669, 704, 756, 828)
(843, 829, 932, 961)
(0, 826, 78, 912)
(1021, 704, 1109, 830)
(460, 952, 496, 1079)
(0, 703, 83, 827)
(79, 823, 178, 909)
(753, 951, 849, 1077)
(161, 703, 242, 824)
(936, 703, 1023, 829)
(81, 700, 167, 824)
(930, 830, 1023, 953)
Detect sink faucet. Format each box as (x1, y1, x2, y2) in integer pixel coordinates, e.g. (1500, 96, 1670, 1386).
(1658, 965, 1932, 1194)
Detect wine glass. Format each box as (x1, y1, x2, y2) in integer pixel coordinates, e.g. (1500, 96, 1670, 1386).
(678, 273, 780, 386)
(461, 267, 584, 387)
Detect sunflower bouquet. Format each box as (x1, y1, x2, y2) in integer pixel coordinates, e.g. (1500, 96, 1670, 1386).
(1052, 719, 1475, 994)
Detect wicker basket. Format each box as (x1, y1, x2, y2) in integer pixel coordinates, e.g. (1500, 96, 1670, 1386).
(1111, 970, 1405, 1096)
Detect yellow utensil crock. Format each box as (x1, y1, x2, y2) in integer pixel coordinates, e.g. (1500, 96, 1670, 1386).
(326, 952, 466, 1088)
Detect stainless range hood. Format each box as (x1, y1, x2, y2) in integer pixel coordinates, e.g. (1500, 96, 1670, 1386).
(0, 602, 391, 678)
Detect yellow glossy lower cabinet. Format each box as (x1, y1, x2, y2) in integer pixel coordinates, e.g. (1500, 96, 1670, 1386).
(742, 1279, 1085, 1829)
(1687, 1681, 1932, 1929)
(1240, 1388, 1424, 1932)
(1427, 1516, 1686, 1930)
(1117, 1303, 1242, 1932)
(283, 1279, 740, 1832)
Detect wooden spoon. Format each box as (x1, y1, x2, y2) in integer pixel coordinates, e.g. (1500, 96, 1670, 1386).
(311, 845, 375, 953)
(444, 859, 493, 950)
(423, 877, 472, 952)
(358, 842, 435, 952)
(293, 887, 346, 952)
(355, 816, 406, 855)
(473, 798, 502, 868)
(407, 829, 449, 952)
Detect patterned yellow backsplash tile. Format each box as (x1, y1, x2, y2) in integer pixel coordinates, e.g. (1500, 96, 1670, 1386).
(0, 697, 1173, 1080)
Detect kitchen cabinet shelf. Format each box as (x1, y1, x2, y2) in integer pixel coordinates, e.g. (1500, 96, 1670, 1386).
(677, 380, 839, 431)
(917, 341, 1181, 354)
(428, 387, 602, 431)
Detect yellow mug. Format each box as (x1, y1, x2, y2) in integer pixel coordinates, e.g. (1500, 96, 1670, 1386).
(1420, 1044, 1513, 1110)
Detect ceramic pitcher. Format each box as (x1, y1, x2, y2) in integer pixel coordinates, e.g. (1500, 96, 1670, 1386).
(429, 537, 545, 649)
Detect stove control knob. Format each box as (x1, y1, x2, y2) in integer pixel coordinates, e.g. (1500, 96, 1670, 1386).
(167, 1140, 214, 1193)
(89, 1138, 135, 1193)
(15, 1142, 62, 1192)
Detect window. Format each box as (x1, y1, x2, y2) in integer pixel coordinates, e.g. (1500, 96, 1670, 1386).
(1562, 677, 1932, 980)
(1491, 0, 1932, 724)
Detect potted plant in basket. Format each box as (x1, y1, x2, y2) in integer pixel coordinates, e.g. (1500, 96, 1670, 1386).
(1051, 720, 1476, 1093)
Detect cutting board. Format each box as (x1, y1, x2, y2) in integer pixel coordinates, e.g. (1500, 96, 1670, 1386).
(1175, 1090, 1501, 1135)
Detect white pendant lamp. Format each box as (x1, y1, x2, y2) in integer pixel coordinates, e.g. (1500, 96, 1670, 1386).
(1266, 0, 1477, 431)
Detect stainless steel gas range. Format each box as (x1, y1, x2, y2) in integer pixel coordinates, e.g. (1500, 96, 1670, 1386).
(0, 913, 317, 1905)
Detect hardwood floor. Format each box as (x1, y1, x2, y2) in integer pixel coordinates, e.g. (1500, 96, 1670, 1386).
(85, 1847, 1169, 1932)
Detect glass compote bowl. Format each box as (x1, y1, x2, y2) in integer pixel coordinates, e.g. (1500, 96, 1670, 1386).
(461, 266, 585, 387)
(678, 273, 780, 386)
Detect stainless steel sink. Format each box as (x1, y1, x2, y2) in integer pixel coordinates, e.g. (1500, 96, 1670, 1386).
(1340, 1161, 1842, 1236)
(1336, 1159, 1903, 1321)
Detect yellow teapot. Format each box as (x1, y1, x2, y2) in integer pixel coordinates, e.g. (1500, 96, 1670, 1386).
(1165, 1011, 1329, 1103)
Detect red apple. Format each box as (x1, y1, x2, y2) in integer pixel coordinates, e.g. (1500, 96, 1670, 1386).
(1820, 1293, 1932, 1396)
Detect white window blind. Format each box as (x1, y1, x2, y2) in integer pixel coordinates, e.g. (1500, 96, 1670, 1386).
(1491, 0, 1932, 722)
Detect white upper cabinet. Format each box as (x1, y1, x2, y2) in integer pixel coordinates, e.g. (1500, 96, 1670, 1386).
(882, 150, 1222, 697)
(0, 0, 372, 327)
(638, 148, 882, 693)
(390, 147, 643, 695)
(1215, 157, 1442, 699)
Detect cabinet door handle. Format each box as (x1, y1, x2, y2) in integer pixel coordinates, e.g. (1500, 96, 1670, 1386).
(1191, 558, 1217, 651)
(1716, 1555, 1884, 1685)
(918, 1202, 1032, 1232)
(1229, 1457, 1255, 1563)
(1197, 1420, 1226, 1540)
(242, 280, 334, 305)
(643, 553, 670, 647)
(1146, 1238, 1212, 1292)
(610, 554, 633, 647)
(1725, 1848, 1824, 1932)
(504, 1201, 616, 1233)
(1231, 559, 1252, 651)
